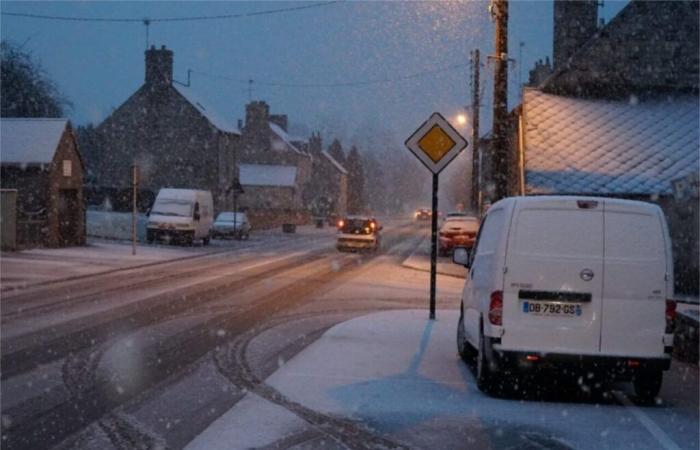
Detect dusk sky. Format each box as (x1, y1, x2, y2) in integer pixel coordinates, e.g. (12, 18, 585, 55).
(1, 1, 628, 148)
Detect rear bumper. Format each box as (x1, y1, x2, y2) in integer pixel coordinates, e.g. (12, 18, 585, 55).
(438, 236, 475, 250)
(336, 239, 377, 250)
(488, 338, 671, 376)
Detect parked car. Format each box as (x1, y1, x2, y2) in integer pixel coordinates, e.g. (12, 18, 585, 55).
(414, 208, 431, 221)
(146, 189, 214, 245)
(453, 196, 674, 401)
(336, 216, 382, 252)
(438, 215, 479, 255)
(212, 212, 251, 240)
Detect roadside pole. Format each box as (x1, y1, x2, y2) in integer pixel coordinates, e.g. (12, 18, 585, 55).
(429, 174, 439, 319)
(131, 164, 139, 256)
(405, 112, 467, 320)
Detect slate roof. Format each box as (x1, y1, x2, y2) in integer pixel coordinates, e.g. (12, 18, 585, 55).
(523, 89, 699, 196)
(239, 164, 297, 187)
(0, 118, 68, 165)
(321, 150, 348, 175)
(269, 122, 305, 155)
(173, 85, 240, 135)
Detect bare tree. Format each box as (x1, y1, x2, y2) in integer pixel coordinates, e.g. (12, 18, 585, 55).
(1, 40, 71, 118)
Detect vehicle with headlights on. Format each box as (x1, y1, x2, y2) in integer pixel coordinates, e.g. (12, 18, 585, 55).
(336, 216, 382, 252)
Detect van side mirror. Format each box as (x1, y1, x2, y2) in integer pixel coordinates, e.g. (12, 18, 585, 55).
(453, 247, 470, 268)
(146, 207, 151, 217)
(194, 212, 201, 221)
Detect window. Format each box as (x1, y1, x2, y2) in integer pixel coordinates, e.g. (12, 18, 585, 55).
(62, 159, 72, 177)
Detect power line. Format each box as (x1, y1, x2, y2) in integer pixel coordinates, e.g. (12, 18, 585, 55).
(190, 63, 468, 89)
(1, 1, 341, 23)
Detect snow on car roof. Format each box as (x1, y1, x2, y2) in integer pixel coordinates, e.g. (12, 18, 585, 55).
(523, 89, 699, 196)
(0, 118, 68, 165)
(174, 85, 241, 135)
(239, 164, 297, 187)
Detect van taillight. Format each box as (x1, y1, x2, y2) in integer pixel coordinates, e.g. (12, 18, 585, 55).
(489, 291, 503, 326)
(665, 299, 677, 333)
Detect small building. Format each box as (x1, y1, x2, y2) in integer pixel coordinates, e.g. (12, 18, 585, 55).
(0, 118, 85, 248)
(305, 132, 348, 218)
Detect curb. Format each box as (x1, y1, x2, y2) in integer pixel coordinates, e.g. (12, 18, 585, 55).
(400, 237, 467, 279)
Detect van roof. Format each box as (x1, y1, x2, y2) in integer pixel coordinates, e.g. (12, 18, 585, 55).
(156, 188, 210, 201)
(492, 195, 660, 214)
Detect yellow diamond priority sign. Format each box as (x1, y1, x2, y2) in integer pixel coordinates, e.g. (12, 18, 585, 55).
(405, 112, 467, 174)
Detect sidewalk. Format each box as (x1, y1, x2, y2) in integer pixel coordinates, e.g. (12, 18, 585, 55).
(402, 237, 468, 279)
(0, 240, 213, 291)
(186, 309, 698, 450)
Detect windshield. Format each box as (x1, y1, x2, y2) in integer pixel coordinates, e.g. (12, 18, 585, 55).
(2, 2, 698, 450)
(216, 212, 244, 222)
(151, 199, 193, 217)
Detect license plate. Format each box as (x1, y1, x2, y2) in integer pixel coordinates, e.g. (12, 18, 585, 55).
(522, 301, 582, 317)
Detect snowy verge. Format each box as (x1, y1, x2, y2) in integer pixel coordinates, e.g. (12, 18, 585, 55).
(401, 237, 467, 279)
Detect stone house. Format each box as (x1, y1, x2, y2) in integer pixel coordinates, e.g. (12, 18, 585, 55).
(0, 118, 86, 248)
(304, 132, 348, 218)
(92, 46, 240, 212)
(236, 101, 314, 227)
(494, 0, 700, 294)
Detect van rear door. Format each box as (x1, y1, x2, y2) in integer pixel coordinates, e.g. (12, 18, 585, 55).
(600, 201, 668, 357)
(502, 198, 604, 355)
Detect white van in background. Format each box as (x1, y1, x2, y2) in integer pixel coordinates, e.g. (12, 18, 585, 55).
(146, 189, 214, 246)
(454, 196, 674, 401)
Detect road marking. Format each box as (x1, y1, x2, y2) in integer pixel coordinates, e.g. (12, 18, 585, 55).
(612, 391, 681, 450)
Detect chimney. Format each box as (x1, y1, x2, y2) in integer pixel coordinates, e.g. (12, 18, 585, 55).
(245, 101, 269, 128)
(553, 1, 598, 70)
(269, 114, 288, 132)
(309, 132, 322, 155)
(145, 45, 173, 87)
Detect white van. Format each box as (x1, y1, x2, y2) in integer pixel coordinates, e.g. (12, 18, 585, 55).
(146, 189, 214, 245)
(454, 196, 674, 400)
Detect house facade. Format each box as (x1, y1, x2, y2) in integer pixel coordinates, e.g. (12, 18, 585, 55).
(0, 118, 86, 248)
(92, 46, 240, 212)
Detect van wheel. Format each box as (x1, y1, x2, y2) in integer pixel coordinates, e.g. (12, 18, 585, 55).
(633, 370, 663, 403)
(476, 331, 497, 394)
(457, 310, 476, 361)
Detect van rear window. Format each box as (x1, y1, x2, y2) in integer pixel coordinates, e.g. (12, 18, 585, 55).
(513, 209, 603, 258)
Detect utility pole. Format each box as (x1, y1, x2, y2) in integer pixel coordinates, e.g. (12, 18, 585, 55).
(491, 0, 510, 202)
(470, 49, 481, 214)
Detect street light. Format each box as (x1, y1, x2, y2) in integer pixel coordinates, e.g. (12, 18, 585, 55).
(456, 113, 467, 125)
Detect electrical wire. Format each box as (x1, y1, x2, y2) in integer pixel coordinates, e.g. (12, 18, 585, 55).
(190, 63, 468, 89)
(1, 1, 341, 23)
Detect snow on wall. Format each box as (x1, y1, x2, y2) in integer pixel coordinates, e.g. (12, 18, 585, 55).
(239, 164, 297, 187)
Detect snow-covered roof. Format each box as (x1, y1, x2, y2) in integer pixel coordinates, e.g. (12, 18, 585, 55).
(269, 122, 304, 155)
(523, 89, 699, 196)
(239, 164, 297, 187)
(0, 118, 68, 165)
(174, 85, 240, 135)
(321, 150, 348, 175)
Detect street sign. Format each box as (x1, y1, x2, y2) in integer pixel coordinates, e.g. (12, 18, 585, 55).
(405, 112, 468, 174)
(405, 112, 468, 320)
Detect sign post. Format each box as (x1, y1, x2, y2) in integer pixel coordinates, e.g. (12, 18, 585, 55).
(131, 164, 140, 256)
(405, 112, 468, 319)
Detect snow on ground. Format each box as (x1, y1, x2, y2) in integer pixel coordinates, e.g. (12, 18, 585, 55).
(0, 240, 208, 290)
(189, 309, 697, 450)
(401, 235, 468, 279)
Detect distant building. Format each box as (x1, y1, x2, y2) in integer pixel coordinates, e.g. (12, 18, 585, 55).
(236, 100, 314, 227)
(92, 46, 240, 212)
(0, 118, 85, 248)
(304, 132, 348, 218)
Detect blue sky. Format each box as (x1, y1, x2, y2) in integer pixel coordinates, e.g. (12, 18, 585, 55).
(1, 1, 628, 146)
